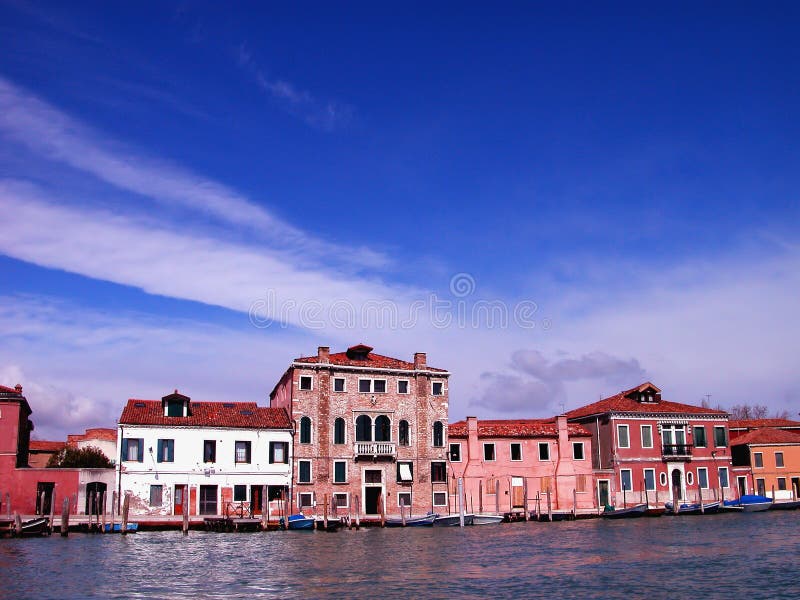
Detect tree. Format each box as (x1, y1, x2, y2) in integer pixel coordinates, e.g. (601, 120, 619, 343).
(727, 403, 789, 421)
(46, 445, 113, 468)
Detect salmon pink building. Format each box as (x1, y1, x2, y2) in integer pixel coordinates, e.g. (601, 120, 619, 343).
(730, 428, 800, 500)
(448, 416, 595, 515)
(567, 382, 732, 508)
(269, 344, 450, 518)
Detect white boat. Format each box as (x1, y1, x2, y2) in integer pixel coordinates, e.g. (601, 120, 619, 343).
(433, 514, 474, 526)
(471, 514, 503, 525)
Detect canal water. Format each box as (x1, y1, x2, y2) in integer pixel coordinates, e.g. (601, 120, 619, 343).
(0, 511, 797, 599)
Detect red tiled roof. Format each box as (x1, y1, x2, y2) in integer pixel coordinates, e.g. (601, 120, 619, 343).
(567, 383, 727, 420)
(731, 428, 800, 446)
(295, 350, 447, 372)
(0, 384, 22, 395)
(728, 419, 800, 430)
(449, 419, 591, 439)
(67, 428, 118, 444)
(30, 440, 65, 452)
(119, 400, 291, 429)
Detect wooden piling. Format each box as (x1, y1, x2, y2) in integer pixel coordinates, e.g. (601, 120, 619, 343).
(771, 485, 776, 505)
(495, 480, 500, 515)
(323, 494, 328, 529)
(379, 492, 385, 527)
(699, 489, 704, 514)
(101, 491, 107, 532)
(262, 485, 268, 530)
(5, 492, 10, 517)
(523, 479, 529, 521)
(457, 478, 465, 528)
(572, 489, 577, 520)
(354, 494, 360, 530)
(49, 489, 56, 534)
(672, 485, 679, 514)
(14, 512, 22, 536)
(400, 502, 406, 527)
(536, 493, 541, 520)
(546, 490, 552, 522)
(110, 491, 117, 531)
(182, 490, 189, 535)
(60, 498, 70, 536)
(121, 493, 130, 535)
(479, 481, 483, 514)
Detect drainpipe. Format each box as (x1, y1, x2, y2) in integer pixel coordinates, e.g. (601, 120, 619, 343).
(117, 425, 123, 513)
(595, 417, 601, 468)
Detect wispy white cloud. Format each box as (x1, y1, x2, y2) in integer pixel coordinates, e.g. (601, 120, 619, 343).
(237, 43, 355, 132)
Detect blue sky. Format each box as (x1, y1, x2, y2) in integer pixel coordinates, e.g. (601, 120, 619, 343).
(1, 1, 799, 438)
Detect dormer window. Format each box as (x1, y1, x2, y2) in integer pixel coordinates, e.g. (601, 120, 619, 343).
(166, 399, 184, 417)
(161, 390, 190, 417)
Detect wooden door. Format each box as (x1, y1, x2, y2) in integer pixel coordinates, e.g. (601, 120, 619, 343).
(174, 485, 187, 515)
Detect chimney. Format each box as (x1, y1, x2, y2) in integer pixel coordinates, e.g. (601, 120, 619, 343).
(318, 346, 330, 364)
(414, 352, 427, 370)
(466, 416, 480, 461)
(556, 414, 569, 450)
(14, 384, 22, 394)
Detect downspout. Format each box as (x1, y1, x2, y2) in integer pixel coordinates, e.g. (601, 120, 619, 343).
(596, 416, 601, 468)
(117, 425, 123, 513)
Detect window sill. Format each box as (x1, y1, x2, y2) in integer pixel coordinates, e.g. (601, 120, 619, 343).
(297, 481, 313, 486)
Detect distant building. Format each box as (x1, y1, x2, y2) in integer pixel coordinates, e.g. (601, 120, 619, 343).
(731, 428, 800, 499)
(728, 419, 800, 442)
(448, 415, 595, 515)
(117, 391, 292, 517)
(67, 427, 118, 463)
(28, 440, 65, 468)
(270, 344, 450, 517)
(567, 382, 733, 508)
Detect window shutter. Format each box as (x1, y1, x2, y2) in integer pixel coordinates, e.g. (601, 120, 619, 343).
(269, 442, 275, 464)
(121, 439, 128, 462)
(168, 440, 174, 462)
(137, 438, 144, 462)
(157, 440, 164, 463)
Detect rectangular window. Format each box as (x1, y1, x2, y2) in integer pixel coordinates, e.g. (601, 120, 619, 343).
(431, 461, 447, 483)
(122, 438, 143, 462)
(298, 492, 313, 508)
(617, 425, 630, 449)
(697, 467, 709, 489)
(398, 492, 412, 507)
(334, 460, 347, 483)
(510, 443, 522, 461)
(235, 441, 251, 464)
(640, 425, 653, 449)
(166, 400, 183, 417)
(776, 452, 785, 468)
(756, 478, 766, 496)
(754, 452, 764, 468)
(483, 443, 496, 461)
(333, 377, 345, 392)
(719, 467, 730, 488)
(199, 485, 218, 515)
(397, 461, 414, 482)
(538, 442, 550, 461)
(333, 493, 348, 508)
(432, 382, 443, 396)
(149, 484, 163, 507)
(573, 442, 585, 460)
(397, 380, 409, 394)
(234, 484, 247, 502)
(203, 440, 216, 463)
(358, 379, 371, 393)
(778, 477, 787, 491)
(644, 469, 656, 491)
(269, 441, 289, 464)
(299, 376, 312, 390)
(621, 469, 633, 491)
(693, 426, 707, 448)
(156, 439, 174, 463)
(449, 443, 461, 462)
(373, 379, 387, 393)
(714, 426, 728, 447)
(298, 460, 311, 483)
(432, 491, 447, 506)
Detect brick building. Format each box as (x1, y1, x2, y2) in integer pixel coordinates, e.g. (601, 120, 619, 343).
(269, 344, 450, 518)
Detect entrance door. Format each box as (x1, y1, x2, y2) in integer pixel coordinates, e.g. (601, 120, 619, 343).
(671, 469, 683, 501)
(363, 469, 383, 515)
(756, 478, 766, 497)
(174, 485, 188, 515)
(250, 485, 263, 515)
(597, 480, 610, 508)
(737, 476, 747, 497)
(36, 482, 55, 515)
(199, 485, 218, 515)
(791, 477, 800, 500)
(85, 482, 107, 515)
(511, 477, 525, 509)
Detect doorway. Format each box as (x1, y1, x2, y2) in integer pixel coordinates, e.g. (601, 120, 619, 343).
(737, 476, 748, 498)
(597, 480, 610, 508)
(363, 468, 383, 515)
(174, 485, 188, 515)
(791, 477, 799, 499)
(36, 482, 55, 515)
(511, 477, 525, 509)
(250, 485, 263, 514)
(671, 469, 683, 500)
(85, 482, 107, 515)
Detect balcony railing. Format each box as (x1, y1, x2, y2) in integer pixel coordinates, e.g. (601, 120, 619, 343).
(662, 444, 693, 458)
(354, 442, 396, 457)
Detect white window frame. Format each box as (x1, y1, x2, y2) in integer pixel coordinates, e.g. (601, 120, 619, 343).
(620, 468, 633, 491)
(573, 442, 585, 460)
(358, 378, 387, 393)
(617, 424, 630, 449)
(718, 467, 730, 489)
(333, 460, 348, 484)
(299, 375, 313, 391)
(643, 468, 656, 491)
(398, 492, 412, 508)
(449, 442, 462, 462)
(298, 459, 312, 484)
(333, 492, 349, 508)
(659, 472, 668, 487)
(697, 467, 709, 490)
(640, 425, 653, 449)
(538, 442, 550, 461)
(298, 492, 314, 509)
(432, 491, 448, 507)
(510, 442, 523, 462)
(397, 379, 409, 394)
(333, 377, 346, 393)
(686, 471, 694, 486)
(431, 381, 444, 396)
(483, 443, 496, 462)
(233, 484, 248, 503)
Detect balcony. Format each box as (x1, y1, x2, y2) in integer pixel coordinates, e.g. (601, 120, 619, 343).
(354, 442, 396, 459)
(662, 444, 693, 459)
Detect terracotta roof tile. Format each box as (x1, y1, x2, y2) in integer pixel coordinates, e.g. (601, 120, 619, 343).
(29, 440, 66, 452)
(728, 419, 800, 430)
(295, 349, 447, 373)
(449, 419, 591, 439)
(67, 428, 118, 444)
(731, 428, 800, 446)
(119, 400, 291, 429)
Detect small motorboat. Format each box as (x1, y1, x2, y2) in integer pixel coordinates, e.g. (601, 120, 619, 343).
(602, 503, 648, 519)
(724, 495, 772, 513)
(433, 514, 474, 526)
(283, 514, 315, 530)
(770, 499, 800, 511)
(314, 517, 342, 531)
(385, 512, 437, 527)
(104, 522, 138, 533)
(19, 517, 50, 536)
(471, 514, 503, 525)
(664, 501, 720, 515)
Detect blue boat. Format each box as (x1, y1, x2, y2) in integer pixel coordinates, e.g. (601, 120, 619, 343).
(283, 514, 315, 530)
(103, 522, 138, 533)
(723, 495, 772, 512)
(664, 501, 720, 515)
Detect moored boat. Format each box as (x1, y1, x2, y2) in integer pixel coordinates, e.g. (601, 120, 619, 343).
(103, 522, 138, 533)
(433, 514, 474, 526)
(724, 495, 772, 512)
(602, 503, 647, 519)
(19, 517, 50, 536)
(472, 514, 503, 525)
(385, 512, 437, 527)
(283, 514, 315, 530)
(770, 499, 800, 510)
(664, 501, 720, 515)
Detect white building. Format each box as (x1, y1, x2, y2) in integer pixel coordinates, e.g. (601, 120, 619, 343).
(117, 391, 292, 517)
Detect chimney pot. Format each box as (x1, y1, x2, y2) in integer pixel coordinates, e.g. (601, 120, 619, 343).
(14, 383, 22, 393)
(318, 346, 330, 363)
(414, 352, 427, 369)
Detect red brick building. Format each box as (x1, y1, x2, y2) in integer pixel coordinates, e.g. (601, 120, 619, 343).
(567, 382, 733, 508)
(269, 344, 450, 518)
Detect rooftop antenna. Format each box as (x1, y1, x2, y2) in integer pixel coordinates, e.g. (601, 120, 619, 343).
(559, 401, 566, 414)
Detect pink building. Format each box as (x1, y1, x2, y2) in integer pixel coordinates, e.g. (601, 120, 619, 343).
(447, 416, 595, 515)
(567, 382, 732, 508)
(270, 344, 450, 518)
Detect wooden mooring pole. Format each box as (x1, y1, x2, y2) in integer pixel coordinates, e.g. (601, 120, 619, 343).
(354, 494, 360, 530)
(479, 481, 483, 514)
(262, 485, 268, 530)
(495, 480, 500, 515)
(546, 490, 552, 522)
(49, 489, 56, 534)
(379, 492, 385, 527)
(101, 491, 107, 533)
(572, 489, 577, 520)
(523, 479, 529, 521)
(5, 492, 10, 518)
(60, 498, 70, 536)
(323, 494, 328, 530)
(182, 490, 189, 535)
(14, 512, 22, 537)
(121, 493, 130, 535)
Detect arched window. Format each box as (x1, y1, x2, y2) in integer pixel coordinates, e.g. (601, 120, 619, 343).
(356, 415, 372, 442)
(334, 417, 346, 445)
(399, 420, 410, 446)
(432, 421, 444, 447)
(375, 415, 391, 442)
(299, 416, 311, 444)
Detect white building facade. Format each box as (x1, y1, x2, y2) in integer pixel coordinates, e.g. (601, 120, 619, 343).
(117, 391, 292, 517)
